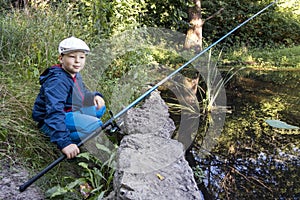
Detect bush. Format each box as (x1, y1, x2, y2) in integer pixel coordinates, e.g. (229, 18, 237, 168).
(203, 0, 300, 48)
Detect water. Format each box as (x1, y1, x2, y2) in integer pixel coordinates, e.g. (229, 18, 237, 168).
(166, 69, 300, 199)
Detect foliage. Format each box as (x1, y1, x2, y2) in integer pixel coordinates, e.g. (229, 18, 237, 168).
(221, 45, 300, 68)
(46, 148, 116, 199)
(1, 0, 299, 48)
(199, 50, 245, 112)
(52, 0, 145, 37)
(87, 38, 193, 114)
(109, 0, 146, 34)
(54, 0, 113, 37)
(0, 5, 97, 80)
(0, 73, 56, 157)
(192, 165, 205, 183)
(140, 0, 189, 31)
(0, 1, 11, 11)
(202, 0, 300, 47)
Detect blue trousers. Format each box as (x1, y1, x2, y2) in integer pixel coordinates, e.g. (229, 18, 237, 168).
(41, 106, 106, 143)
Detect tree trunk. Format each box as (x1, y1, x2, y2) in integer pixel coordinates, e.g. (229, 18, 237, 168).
(12, 0, 28, 8)
(182, 0, 202, 98)
(184, 0, 204, 51)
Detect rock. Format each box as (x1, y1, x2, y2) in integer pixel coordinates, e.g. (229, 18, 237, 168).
(106, 90, 203, 200)
(121, 90, 176, 139)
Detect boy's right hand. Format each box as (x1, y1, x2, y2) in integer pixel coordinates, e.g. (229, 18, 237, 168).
(62, 144, 80, 159)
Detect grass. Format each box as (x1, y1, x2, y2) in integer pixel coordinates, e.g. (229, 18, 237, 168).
(221, 45, 300, 68)
(0, 72, 115, 198)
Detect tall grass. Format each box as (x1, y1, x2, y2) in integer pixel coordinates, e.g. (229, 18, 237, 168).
(202, 50, 245, 113)
(0, 6, 114, 198)
(0, 5, 99, 80)
(0, 4, 95, 160)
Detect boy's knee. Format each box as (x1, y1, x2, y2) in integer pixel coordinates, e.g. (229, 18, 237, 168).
(79, 105, 106, 118)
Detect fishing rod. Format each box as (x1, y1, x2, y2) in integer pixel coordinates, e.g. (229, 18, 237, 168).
(19, 1, 277, 192)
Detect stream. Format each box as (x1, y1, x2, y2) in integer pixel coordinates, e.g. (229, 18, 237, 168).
(165, 68, 300, 199)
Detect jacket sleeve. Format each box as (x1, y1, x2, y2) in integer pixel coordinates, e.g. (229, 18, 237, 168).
(43, 75, 73, 150)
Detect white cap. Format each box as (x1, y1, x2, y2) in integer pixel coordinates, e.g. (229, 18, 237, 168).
(58, 36, 90, 54)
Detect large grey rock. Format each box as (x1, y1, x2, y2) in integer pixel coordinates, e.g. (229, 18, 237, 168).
(107, 90, 203, 200)
(121, 90, 175, 139)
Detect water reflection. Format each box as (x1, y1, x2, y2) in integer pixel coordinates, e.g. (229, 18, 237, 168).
(166, 69, 300, 199)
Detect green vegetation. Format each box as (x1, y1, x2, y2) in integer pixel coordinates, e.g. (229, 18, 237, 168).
(0, 0, 299, 199)
(221, 46, 300, 68)
(45, 151, 116, 199)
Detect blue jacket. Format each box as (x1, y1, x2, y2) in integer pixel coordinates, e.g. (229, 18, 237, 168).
(32, 65, 103, 150)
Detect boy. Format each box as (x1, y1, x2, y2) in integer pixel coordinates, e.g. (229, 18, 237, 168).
(32, 36, 106, 159)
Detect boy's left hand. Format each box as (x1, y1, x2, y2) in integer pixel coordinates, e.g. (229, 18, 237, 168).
(94, 95, 105, 110)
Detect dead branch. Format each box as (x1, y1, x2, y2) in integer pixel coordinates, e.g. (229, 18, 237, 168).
(204, 7, 225, 23)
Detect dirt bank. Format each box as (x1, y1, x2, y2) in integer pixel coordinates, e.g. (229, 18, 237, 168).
(0, 159, 44, 200)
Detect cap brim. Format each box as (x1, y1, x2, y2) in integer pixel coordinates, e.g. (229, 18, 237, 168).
(61, 49, 90, 54)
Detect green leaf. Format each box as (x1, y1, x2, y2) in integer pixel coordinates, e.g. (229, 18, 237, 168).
(97, 191, 106, 199)
(45, 186, 69, 198)
(93, 167, 106, 180)
(265, 119, 299, 130)
(66, 178, 86, 189)
(78, 162, 89, 169)
(77, 152, 91, 160)
(96, 143, 111, 153)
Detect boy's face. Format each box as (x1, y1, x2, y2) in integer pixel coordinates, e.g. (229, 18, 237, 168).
(59, 51, 86, 77)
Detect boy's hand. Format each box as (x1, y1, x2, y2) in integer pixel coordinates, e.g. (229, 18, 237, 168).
(62, 144, 80, 159)
(94, 95, 105, 110)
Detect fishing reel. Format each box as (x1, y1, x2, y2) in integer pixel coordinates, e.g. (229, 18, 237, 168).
(105, 110, 122, 136)
(104, 110, 125, 145)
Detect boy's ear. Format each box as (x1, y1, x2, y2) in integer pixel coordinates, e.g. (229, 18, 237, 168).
(59, 55, 63, 63)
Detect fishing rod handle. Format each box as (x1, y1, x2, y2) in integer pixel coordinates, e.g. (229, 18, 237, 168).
(19, 154, 66, 192)
(19, 125, 106, 192)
